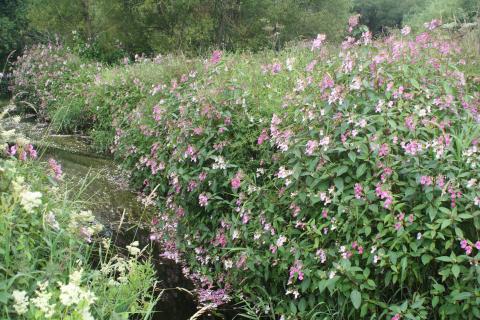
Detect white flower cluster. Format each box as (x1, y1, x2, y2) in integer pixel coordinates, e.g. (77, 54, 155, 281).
(31, 281, 55, 318)
(211, 156, 227, 170)
(126, 241, 141, 256)
(12, 290, 29, 315)
(11, 269, 96, 319)
(463, 145, 479, 169)
(20, 191, 42, 212)
(59, 269, 96, 319)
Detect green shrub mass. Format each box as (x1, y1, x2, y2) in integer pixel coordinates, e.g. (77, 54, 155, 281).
(12, 23, 480, 319)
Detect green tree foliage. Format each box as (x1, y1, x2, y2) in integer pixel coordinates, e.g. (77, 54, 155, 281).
(0, 0, 29, 69)
(24, 0, 352, 62)
(353, 0, 418, 33)
(404, 0, 479, 30)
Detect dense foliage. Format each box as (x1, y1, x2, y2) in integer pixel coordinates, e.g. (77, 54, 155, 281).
(13, 19, 480, 319)
(0, 0, 29, 67)
(2, 0, 478, 67)
(24, 0, 351, 62)
(405, 0, 479, 30)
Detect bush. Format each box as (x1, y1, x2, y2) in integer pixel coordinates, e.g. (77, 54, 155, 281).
(12, 44, 98, 132)
(12, 22, 480, 319)
(0, 156, 159, 318)
(112, 28, 480, 319)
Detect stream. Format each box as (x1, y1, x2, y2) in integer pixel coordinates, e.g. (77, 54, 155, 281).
(1, 99, 200, 319)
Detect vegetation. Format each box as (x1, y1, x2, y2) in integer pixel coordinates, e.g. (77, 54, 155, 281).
(4, 0, 480, 319)
(23, 0, 351, 62)
(12, 16, 480, 319)
(0, 104, 159, 319)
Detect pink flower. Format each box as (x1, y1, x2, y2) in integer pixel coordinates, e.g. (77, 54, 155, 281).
(6, 144, 16, 156)
(311, 34, 326, 51)
(354, 183, 363, 199)
(271, 63, 282, 74)
(348, 14, 361, 32)
(424, 19, 442, 30)
(401, 25, 411, 36)
(305, 59, 317, 72)
(210, 50, 223, 64)
(257, 129, 269, 145)
(26, 144, 37, 159)
(322, 209, 328, 218)
(475, 241, 480, 250)
(405, 115, 416, 131)
(392, 314, 401, 320)
(48, 158, 63, 180)
(231, 172, 242, 190)
(420, 176, 433, 186)
(288, 260, 304, 283)
(402, 140, 422, 156)
(375, 183, 393, 209)
(378, 143, 389, 157)
(199, 193, 209, 207)
(199, 172, 207, 181)
(19, 150, 27, 161)
(320, 74, 334, 91)
(193, 127, 203, 135)
(465, 245, 473, 255)
(460, 239, 468, 249)
(305, 140, 318, 156)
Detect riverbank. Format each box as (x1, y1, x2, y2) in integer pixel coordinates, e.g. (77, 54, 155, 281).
(9, 23, 480, 319)
(0, 100, 200, 319)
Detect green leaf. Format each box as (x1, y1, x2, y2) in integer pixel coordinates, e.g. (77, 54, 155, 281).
(451, 265, 460, 278)
(427, 206, 436, 221)
(411, 78, 420, 89)
(351, 289, 362, 309)
(335, 165, 349, 176)
(421, 255, 432, 265)
(452, 292, 472, 301)
(298, 298, 307, 313)
(436, 256, 452, 262)
(440, 219, 451, 230)
(356, 163, 367, 178)
(348, 151, 356, 162)
(334, 177, 344, 192)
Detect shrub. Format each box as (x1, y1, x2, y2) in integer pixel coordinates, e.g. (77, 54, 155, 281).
(111, 27, 480, 319)
(12, 44, 98, 132)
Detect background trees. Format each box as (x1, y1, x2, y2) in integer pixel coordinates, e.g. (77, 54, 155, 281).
(0, 0, 478, 66)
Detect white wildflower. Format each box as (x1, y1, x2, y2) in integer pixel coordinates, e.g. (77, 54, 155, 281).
(276, 235, 287, 247)
(20, 191, 42, 212)
(59, 283, 80, 307)
(69, 269, 83, 285)
(45, 211, 60, 231)
(12, 290, 29, 315)
(224, 259, 233, 269)
(126, 241, 141, 256)
(31, 287, 55, 318)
